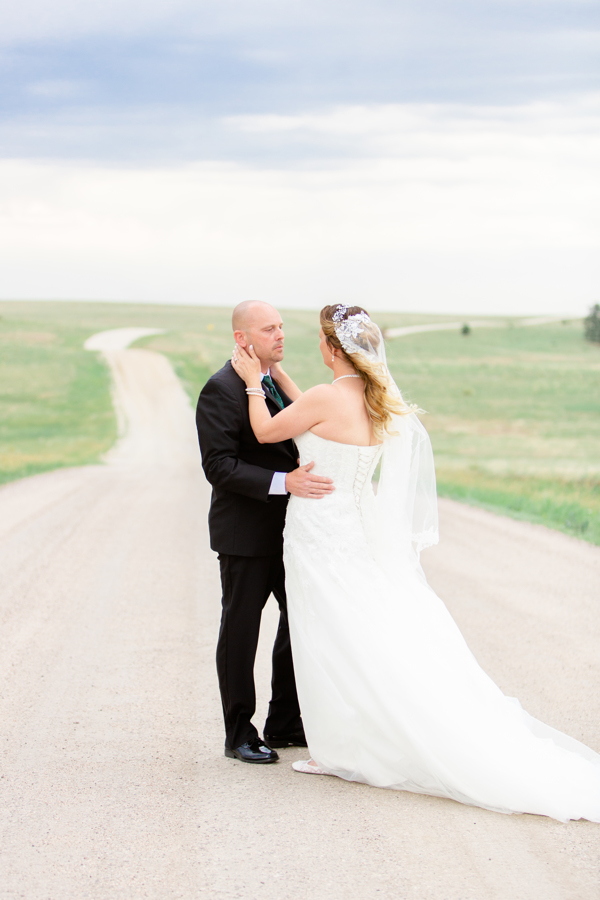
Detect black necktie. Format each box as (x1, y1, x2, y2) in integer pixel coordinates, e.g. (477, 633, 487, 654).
(262, 375, 284, 410)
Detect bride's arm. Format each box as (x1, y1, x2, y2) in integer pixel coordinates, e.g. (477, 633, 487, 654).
(250, 387, 330, 443)
(232, 345, 330, 443)
(269, 361, 302, 401)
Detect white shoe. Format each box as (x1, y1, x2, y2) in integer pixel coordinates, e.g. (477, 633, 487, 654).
(292, 759, 331, 776)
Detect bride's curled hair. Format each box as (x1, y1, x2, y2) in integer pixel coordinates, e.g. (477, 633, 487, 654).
(320, 304, 417, 440)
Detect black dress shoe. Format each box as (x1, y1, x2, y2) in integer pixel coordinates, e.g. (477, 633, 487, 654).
(263, 731, 308, 749)
(224, 738, 279, 764)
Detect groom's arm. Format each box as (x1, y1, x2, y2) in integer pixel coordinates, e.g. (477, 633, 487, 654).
(196, 378, 278, 503)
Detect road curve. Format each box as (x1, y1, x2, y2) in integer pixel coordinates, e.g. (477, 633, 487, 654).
(0, 331, 598, 900)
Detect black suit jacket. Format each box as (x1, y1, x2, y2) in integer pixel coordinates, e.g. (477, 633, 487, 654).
(196, 361, 298, 556)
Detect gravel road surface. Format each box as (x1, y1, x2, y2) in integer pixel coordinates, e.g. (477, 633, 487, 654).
(1, 330, 598, 900)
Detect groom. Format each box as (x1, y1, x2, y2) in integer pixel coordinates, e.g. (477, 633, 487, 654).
(196, 301, 334, 763)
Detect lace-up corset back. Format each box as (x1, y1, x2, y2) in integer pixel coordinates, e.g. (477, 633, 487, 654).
(295, 431, 382, 508)
(284, 431, 382, 563)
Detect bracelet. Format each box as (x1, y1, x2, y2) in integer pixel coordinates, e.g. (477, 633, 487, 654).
(245, 388, 266, 398)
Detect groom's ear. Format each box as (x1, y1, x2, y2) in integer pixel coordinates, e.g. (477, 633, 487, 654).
(233, 330, 247, 349)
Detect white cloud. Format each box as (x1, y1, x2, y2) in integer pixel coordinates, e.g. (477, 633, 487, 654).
(26, 79, 89, 99)
(228, 95, 600, 150)
(0, 99, 597, 315)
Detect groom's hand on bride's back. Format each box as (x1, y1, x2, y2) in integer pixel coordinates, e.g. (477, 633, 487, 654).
(286, 461, 334, 499)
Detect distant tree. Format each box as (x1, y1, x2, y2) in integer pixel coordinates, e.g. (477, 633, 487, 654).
(461, 323, 471, 336)
(584, 304, 600, 343)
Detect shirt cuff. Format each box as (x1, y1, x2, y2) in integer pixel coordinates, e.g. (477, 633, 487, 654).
(269, 471, 288, 495)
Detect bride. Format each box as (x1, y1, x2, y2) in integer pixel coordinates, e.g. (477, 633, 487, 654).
(231, 303, 600, 822)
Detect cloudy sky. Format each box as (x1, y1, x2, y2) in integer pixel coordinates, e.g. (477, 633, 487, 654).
(1, 0, 599, 313)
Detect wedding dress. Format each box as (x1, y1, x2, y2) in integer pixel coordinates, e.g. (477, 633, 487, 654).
(283, 426, 600, 821)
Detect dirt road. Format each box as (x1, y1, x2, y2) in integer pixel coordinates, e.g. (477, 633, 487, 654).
(0, 330, 598, 900)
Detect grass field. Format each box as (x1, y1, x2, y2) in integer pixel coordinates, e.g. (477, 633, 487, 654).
(1, 300, 598, 545)
(385, 322, 600, 544)
(0, 306, 117, 484)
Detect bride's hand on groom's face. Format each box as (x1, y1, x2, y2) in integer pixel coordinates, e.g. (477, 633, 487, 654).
(231, 344, 261, 385)
(269, 360, 285, 379)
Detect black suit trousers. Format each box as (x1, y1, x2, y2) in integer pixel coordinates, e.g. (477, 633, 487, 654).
(217, 553, 302, 750)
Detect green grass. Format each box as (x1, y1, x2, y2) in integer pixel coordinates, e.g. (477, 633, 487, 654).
(436, 472, 600, 544)
(1, 301, 598, 546)
(0, 312, 117, 484)
(384, 321, 600, 544)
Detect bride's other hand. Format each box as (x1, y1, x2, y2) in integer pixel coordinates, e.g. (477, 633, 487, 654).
(270, 360, 286, 380)
(270, 360, 303, 402)
(231, 343, 261, 386)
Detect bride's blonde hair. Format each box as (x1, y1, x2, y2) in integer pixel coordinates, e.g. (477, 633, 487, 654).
(320, 305, 417, 441)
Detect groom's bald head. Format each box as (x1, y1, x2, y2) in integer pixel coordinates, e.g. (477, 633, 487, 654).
(232, 301, 285, 371)
(232, 300, 278, 333)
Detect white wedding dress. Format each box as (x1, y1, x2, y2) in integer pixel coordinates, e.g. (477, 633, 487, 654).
(283, 428, 600, 822)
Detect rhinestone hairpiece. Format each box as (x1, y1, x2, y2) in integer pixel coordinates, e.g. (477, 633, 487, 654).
(333, 308, 371, 353)
(332, 303, 349, 323)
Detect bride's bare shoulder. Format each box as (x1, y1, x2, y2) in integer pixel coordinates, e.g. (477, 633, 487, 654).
(300, 383, 337, 405)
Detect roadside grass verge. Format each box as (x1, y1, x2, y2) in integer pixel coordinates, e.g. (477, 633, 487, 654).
(436, 471, 600, 545)
(0, 313, 117, 484)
